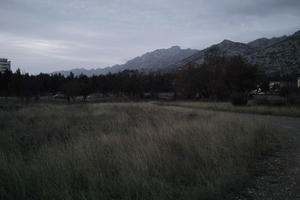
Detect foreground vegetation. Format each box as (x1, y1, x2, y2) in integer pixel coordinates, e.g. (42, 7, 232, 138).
(0, 103, 277, 200)
(158, 101, 300, 117)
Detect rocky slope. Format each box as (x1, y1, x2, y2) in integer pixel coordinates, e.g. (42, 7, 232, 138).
(53, 46, 198, 76)
(247, 36, 287, 50)
(248, 31, 300, 76)
(53, 30, 300, 77)
(172, 30, 300, 77)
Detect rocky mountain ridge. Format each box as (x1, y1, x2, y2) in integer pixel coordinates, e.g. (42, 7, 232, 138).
(53, 30, 300, 77)
(171, 30, 300, 77)
(53, 46, 198, 76)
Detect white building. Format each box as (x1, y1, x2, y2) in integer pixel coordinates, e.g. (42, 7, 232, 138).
(0, 58, 11, 73)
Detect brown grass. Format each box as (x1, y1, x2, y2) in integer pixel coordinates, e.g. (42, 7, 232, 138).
(0, 103, 277, 200)
(157, 101, 300, 117)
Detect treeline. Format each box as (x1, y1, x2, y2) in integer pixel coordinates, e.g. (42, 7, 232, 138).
(0, 50, 266, 103)
(0, 69, 175, 102)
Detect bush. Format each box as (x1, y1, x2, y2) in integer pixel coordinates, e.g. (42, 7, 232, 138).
(287, 93, 300, 105)
(252, 95, 286, 106)
(252, 96, 270, 105)
(231, 93, 248, 106)
(285, 88, 300, 105)
(279, 86, 297, 97)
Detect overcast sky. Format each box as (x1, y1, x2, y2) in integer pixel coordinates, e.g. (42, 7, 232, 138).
(0, 0, 299, 73)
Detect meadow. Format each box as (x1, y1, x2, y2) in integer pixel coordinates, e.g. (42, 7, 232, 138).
(0, 103, 277, 200)
(157, 101, 300, 117)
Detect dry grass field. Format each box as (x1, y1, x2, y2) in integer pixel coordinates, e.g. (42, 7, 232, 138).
(157, 101, 300, 117)
(0, 103, 277, 200)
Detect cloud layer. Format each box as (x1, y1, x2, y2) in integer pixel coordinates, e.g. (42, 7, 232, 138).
(0, 0, 299, 73)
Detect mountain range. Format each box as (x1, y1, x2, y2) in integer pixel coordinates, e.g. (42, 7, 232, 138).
(53, 46, 198, 76)
(53, 30, 300, 77)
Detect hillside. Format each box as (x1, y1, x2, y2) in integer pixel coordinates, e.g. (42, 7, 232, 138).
(53, 46, 198, 76)
(53, 30, 300, 77)
(172, 30, 300, 77)
(248, 31, 300, 76)
(247, 35, 287, 50)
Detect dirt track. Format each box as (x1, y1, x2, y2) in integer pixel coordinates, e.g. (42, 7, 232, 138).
(156, 104, 300, 200)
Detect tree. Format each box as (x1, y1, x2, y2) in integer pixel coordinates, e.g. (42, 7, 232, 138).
(61, 81, 80, 103)
(78, 74, 92, 101)
(225, 56, 261, 94)
(0, 69, 12, 96)
(173, 48, 263, 102)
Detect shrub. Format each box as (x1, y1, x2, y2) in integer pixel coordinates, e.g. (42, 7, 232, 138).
(287, 93, 300, 105)
(285, 88, 300, 105)
(252, 95, 286, 106)
(231, 93, 248, 106)
(252, 96, 270, 105)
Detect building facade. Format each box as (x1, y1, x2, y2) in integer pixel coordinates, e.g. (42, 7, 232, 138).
(0, 58, 11, 73)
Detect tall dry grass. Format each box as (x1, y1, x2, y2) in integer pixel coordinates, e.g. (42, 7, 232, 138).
(157, 101, 300, 117)
(0, 103, 276, 200)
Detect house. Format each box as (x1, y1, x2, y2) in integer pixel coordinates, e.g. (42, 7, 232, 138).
(269, 77, 300, 91)
(269, 81, 280, 91)
(0, 58, 11, 73)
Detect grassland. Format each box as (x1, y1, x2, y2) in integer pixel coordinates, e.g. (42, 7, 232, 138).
(0, 103, 277, 200)
(156, 101, 300, 117)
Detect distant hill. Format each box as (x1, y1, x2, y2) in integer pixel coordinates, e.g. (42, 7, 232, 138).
(247, 35, 287, 50)
(248, 31, 300, 77)
(52, 46, 198, 76)
(167, 40, 254, 70)
(170, 30, 300, 77)
(53, 30, 300, 77)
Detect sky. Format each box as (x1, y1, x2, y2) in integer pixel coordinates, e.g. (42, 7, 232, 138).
(0, 0, 300, 74)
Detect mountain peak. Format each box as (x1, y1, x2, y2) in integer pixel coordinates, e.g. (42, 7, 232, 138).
(221, 39, 234, 44)
(53, 46, 198, 76)
(170, 46, 181, 50)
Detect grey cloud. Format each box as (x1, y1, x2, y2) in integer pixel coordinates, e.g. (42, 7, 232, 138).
(0, 0, 299, 73)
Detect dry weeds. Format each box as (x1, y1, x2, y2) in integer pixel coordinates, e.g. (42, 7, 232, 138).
(0, 103, 277, 200)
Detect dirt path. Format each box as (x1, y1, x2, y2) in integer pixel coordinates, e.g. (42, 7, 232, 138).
(156, 104, 300, 200)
